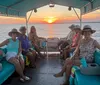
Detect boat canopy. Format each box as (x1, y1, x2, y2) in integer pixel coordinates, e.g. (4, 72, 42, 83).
(0, 0, 99, 17)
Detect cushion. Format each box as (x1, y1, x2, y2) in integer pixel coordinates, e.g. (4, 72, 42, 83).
(75, 70, 100, 85)
(0, 48, 6, 62)
(94, 49, 100, 65)
(0, 61, 15, 85)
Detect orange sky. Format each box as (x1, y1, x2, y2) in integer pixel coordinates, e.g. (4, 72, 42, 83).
(0, 5, 99, 24)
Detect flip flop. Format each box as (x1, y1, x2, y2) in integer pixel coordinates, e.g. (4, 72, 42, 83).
(24, 76, 31, 81)
(19, 78, 25, 82)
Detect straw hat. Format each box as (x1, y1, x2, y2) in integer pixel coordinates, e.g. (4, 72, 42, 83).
(74, 25, 81, 30)
(8, 28, 20, 36)
(69, 24, 76, 30)
(82, 25, 96, 35)
(19, 26, 26, 32)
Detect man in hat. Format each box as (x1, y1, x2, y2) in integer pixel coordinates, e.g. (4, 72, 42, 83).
(63, 25, 82, 59)
(18, 26, 36, 68)
(58, 24, 76, 59)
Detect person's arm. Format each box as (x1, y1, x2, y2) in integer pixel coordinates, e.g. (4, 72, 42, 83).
(94, 40, 100, 49)
(18, 41, 22, 55)
(28, 33, 31, 41)
(0, 39, 9, 47)
(71, 39, 82, 60)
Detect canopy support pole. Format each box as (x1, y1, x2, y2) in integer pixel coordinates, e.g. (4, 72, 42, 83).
(73, 8, 82, 28)
(80, 9, 82, 28)
(25, 9, 34, 35)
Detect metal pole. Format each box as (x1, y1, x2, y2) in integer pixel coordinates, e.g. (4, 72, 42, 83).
(46, 40, 48, 59)
(27, 9, 34, 22)
(80, 9, 82, 28)
(73, 7, 83, 28)
(25, 14, 28, 35)
(73, 8, 81, 21)
(25, 9, 34, 36)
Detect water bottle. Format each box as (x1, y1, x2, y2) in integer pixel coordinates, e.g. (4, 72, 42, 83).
(80, 57, 87, 67)
(0, 63, 2, 71)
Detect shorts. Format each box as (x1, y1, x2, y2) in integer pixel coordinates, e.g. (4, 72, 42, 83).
(6, 52, 23, 61)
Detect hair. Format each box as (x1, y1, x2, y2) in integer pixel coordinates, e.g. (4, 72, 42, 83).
(30, 26, 37, 35)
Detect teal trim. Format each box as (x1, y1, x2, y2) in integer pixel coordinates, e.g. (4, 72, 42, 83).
(81, 0, 100, 15)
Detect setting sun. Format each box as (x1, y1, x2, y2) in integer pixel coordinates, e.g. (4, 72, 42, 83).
(43, 17, 57, 23)
(48, 19, 53, 23)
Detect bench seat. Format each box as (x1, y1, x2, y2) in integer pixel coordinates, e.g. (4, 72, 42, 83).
(74, 70, 100, 85)
(0, 60, 15, 85)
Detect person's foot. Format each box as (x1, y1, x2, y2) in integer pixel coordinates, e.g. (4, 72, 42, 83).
(20, 76, 31, 82)
(20, 77, 25, 82)
(53, 72, 63, 77)
(24, 76, 31, 81)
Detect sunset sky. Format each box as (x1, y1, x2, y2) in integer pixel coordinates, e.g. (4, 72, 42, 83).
(0, 5, 100, 24)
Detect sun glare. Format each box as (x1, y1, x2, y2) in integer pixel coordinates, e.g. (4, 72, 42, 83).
(48, 19, 53, 23)
(44, 17, 57, 23)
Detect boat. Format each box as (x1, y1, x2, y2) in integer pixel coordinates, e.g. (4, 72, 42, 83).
(0, 0, 100, 85)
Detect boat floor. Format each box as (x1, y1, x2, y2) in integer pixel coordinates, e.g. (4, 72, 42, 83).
(3, 54, 66, 85)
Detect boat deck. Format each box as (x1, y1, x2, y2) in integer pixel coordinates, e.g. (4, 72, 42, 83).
(3, 54, 65, 85)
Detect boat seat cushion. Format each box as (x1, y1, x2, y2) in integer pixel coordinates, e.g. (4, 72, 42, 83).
(94, 49, 100, 65)
(75, 70, 100, 85)
(0, 61, 15, 85)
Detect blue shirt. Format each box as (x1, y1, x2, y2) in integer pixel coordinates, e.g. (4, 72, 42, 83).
(18, 35, 30, 51)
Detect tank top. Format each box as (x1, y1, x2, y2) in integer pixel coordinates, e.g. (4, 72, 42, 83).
(6, 38, 19, 53)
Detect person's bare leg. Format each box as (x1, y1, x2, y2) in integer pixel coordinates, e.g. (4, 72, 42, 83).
(61, 65, 72, 85)
(34, 44, 45, 58)
(63, 49, 67, 59)
(54, 58, 73, 77)
(61, 59, 80, 85)
(8, 57, 25, 78)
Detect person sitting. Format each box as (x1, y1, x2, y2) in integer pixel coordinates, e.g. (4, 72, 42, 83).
(0, 28, 30, 82)
(63, 25, 82, 59)
(58, 24, 76, 59)
(18, 26, 36, 68)
(54, 25, 100, 85)
(28, 26, 44, 58)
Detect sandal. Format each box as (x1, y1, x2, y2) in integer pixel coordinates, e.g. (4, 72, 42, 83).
(53, 73, 63, 77)
(20, 78, 25, 82)
(24, 76, 31, 81)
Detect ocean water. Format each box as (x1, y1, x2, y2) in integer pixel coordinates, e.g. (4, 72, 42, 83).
(0, 23, 100, 43)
